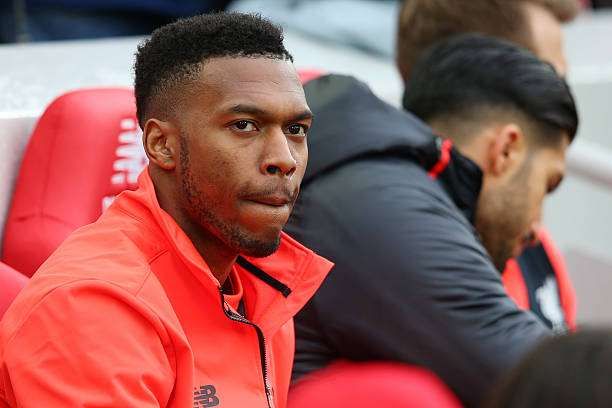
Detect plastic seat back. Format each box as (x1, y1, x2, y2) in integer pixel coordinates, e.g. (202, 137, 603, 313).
(2, 88, 146, 276)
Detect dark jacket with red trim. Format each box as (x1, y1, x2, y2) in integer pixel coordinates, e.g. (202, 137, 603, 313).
(286, 74, 552, 407)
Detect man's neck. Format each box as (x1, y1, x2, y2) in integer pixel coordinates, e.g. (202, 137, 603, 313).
(151, 173, 236, 286)
(452, 142, 487, 171)
(186, 231, 237, 286)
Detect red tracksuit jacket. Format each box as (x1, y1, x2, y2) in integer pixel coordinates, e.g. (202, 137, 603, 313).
(0, 169, 333, 407)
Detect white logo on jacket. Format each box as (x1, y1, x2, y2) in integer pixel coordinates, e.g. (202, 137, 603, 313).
(536, 276, 566, 334)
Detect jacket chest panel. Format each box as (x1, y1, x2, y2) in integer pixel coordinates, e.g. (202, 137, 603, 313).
(150, 255, 274, 407)
(189, 320, 271, 407)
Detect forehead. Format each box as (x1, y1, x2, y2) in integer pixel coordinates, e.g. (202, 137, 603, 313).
(189, 57, 306, 114)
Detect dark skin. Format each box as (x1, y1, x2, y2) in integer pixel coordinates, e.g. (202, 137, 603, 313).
(142, 57, 312, 285)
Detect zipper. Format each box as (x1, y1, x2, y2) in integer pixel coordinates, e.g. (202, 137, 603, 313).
(219, 288, 274, 408)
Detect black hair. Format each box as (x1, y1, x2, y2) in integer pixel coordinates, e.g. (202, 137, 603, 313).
(485, 328, 612, 408)
(402, 33, 579, 146)
(134, 12, 293, 128)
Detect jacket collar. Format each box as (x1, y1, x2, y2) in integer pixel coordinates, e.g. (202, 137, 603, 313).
(118, 169, 333, 335)
(435, 144, 483, 224)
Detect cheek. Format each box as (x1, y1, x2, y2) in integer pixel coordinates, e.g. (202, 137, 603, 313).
(188, 145, 240, 197)
(292, 142, 308, 174)
(525, 172, 548, 223)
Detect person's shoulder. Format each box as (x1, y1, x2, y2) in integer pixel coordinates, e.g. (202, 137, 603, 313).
(289, 155, 470, 255)
(1, 223, 168, 337)
(41, 208, 168, 287)
(304, 157, 454, 212)
(0, 264, 171, 356)
(0, 275, 177, 407)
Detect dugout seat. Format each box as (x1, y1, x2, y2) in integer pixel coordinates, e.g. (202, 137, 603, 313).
(1, 88, 147, 277)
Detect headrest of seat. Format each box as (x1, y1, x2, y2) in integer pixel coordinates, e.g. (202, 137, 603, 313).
(2, 88, 147, 277)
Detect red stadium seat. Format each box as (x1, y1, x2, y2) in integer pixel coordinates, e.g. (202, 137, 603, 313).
(288, 361, 462, 408)
(2, 88, 147, 276)
(0, 262, 28, 318)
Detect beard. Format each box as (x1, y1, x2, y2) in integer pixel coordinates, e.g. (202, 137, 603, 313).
(179, 139, 281, 258)
(475, 163, 532, 271)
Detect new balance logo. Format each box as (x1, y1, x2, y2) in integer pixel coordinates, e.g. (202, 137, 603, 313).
(194, 385, 220, 407)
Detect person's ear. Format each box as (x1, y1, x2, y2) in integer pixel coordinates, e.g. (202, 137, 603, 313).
(143, 119, 179, 170)
(487, 123, 525, 176)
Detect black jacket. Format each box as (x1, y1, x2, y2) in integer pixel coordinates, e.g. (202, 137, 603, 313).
(286, 75, 550, 407)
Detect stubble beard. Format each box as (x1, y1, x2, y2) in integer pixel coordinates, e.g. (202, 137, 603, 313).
(476, 165, 532, 271)
(179, 140, 281, 258)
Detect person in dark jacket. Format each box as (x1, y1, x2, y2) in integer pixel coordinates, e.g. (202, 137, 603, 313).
(286, 34, 578, 407)
(398, 0, 581, 332)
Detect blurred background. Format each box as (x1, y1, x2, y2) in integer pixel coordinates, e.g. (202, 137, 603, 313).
(1, 0, 612, 325)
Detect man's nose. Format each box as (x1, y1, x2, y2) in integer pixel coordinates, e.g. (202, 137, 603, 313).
(260, 129, 297, 177)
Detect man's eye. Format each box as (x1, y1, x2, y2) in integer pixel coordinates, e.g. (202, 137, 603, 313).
(286, 124, 307, 137)
(231, 120, 257, 132)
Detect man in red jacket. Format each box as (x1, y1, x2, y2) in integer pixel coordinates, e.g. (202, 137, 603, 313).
(0, 12, 332, 407)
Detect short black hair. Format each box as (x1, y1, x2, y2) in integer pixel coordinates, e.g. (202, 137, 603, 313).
(134, 12, 293, 128)
(402, 33, 579, 146)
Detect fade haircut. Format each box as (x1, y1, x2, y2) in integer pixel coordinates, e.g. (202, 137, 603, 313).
(396, 0, 580, 81)
(402, 34, 578, 147)
(134, 12, 293, 128)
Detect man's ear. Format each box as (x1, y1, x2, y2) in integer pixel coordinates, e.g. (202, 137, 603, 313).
(487, 123, 525, 176)
(143, 119, 179, 170)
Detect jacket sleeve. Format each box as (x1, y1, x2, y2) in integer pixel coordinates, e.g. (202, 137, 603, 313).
(290, 160, 550, 407)
(2, 282, 175, 407)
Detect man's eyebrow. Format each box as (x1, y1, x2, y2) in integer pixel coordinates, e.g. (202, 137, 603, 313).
(228, 104, 267, 116)
(227, 104, 313, 122)
(290, 110, 314, 122)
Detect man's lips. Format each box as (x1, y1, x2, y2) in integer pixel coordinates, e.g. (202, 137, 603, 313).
(246, 195, 292, 206)
(242, 189, 297, 208)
